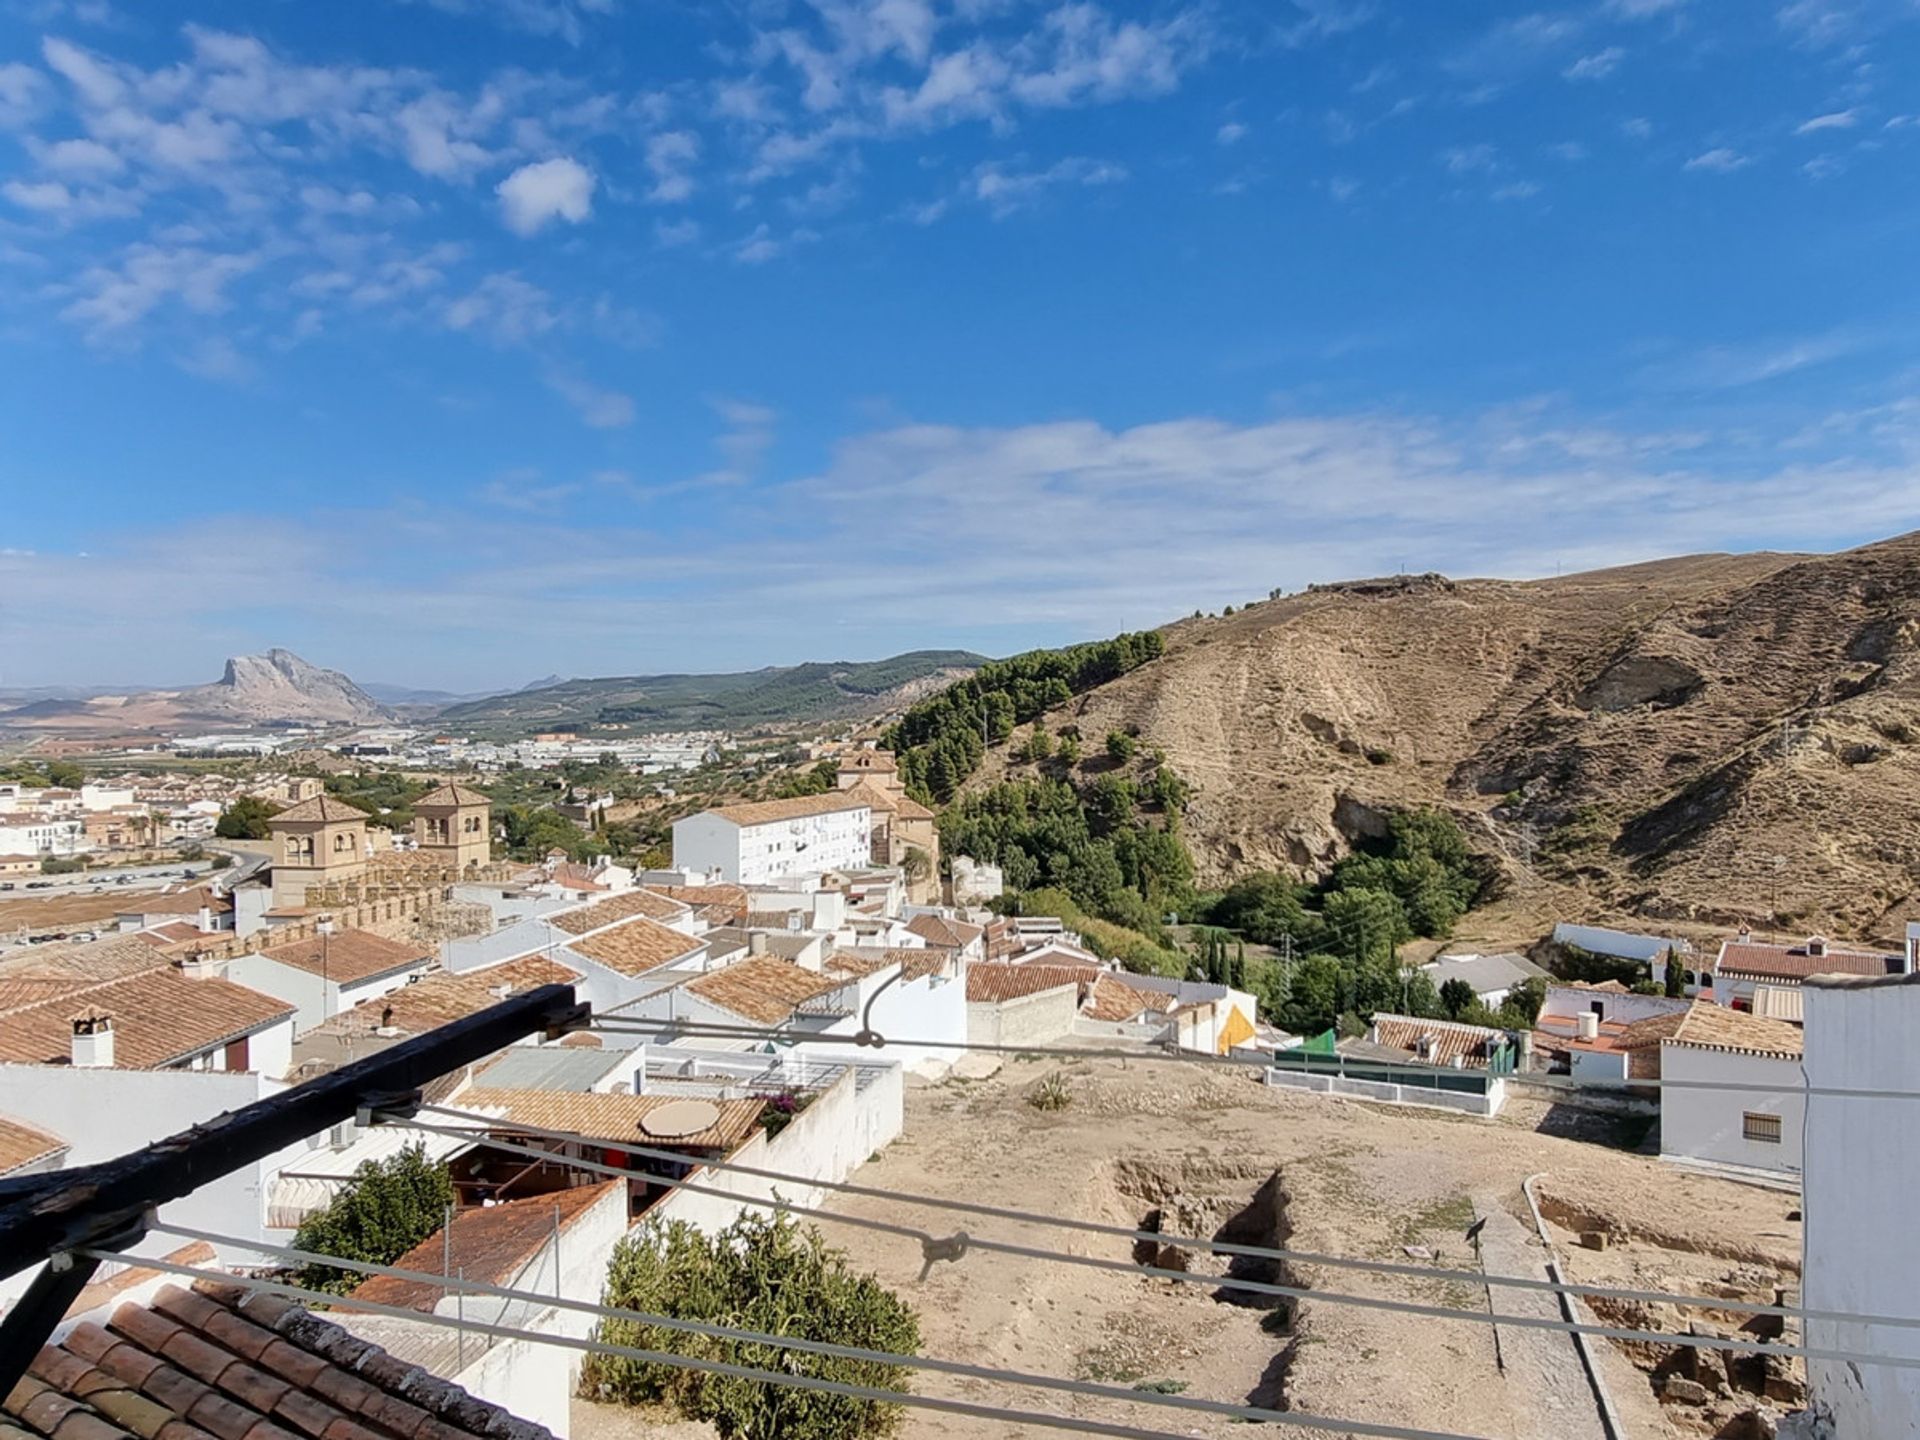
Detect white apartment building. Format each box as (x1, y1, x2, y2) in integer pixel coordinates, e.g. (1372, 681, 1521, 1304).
(672, 793, 873, 885)
(0, 813, 85, 856)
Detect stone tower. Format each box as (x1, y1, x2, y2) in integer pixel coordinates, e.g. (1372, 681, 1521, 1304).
(268, 794, 370, 909)
(413, 782, 492, 872)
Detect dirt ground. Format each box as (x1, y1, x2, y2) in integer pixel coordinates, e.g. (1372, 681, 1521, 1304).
(0, 886, 163, 934)
(573, 1052, 1804, 1440)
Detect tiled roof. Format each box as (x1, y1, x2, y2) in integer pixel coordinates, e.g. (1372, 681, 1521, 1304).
(705, 793, 870, 827)
(474, 1088, 765, 1150)
(1613, 1010, 1691, 1051)
(644, 884, 748, 922)
(1366, 1014, 1508, 1070)
(313, 956, 580, 1037)
(0, 936, 183, 985)
(0, 967, 293, 1069)
(351, 1184, 618, 1313)
(121, 887, 233, 917)
(1667, 1000, 1804, 1058)
(414, 783, 492, 809)
(269, 794, 370, 825)
(965, 963, 1091, 1005)
(0, 1113, 66, 1174)
(684, 956, 846, 1025)
(1714, 939, 1900, 982)
(827, 947, 950, 982)
(547, 890, 687, 934)
(3, 1280, 554, 1440)
(1083, 973, 1170, 1023)
(565, 916, 704, 978)
(1750, 985, 1806, 1024)
(258, 930, 430, 986)
(132, 923, 207, 950)
(904, 914, 983, 949)
(541, 864, 606, 893)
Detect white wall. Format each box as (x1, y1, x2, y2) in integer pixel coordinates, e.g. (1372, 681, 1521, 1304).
(229, 954, 328, 1033)
(1540, 986, 1689, 1026)
(1265, 1067, 1506, 1117)
(672, 808, 871, 886)
(790, 967, 967, 1078)
(0, 1063, 308, 1311)
(968, 984, 1078, 1048)
(1657, 1044, 1803, 1176)
(1802, 978, 1920, 1436)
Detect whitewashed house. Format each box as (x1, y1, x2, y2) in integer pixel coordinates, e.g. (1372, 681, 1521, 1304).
(671, 794, 872, 885)
(1801, 970, 1920, 1435)
(1656, 1002, 1805, 1177)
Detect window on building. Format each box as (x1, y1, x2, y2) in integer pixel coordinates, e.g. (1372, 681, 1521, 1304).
(1742, 1112, 1783, 1144)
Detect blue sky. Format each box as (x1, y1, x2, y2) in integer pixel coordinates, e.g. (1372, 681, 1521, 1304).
(3, 0, 1920, 690)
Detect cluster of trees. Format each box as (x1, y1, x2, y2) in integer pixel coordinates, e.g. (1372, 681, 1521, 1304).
(774, 759, 841, 798)
(215, 794, 284, 839)
(494, 802, 608, 862)
(940, 771, 1194, 940)
(583, 1213, 919, 1440)
(1198, 808, 1497, 1035)
(289, 1145, 452, 1296)
(317, 773, 436, 831)
(0, 759, 86, 788)
(1193, 928, 1248, 988)
(1001, 886, 1187, 976)
(884, 630, 1165, 803)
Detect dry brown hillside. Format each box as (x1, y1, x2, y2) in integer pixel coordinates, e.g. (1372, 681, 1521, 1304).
(987, 534, 1920, 944)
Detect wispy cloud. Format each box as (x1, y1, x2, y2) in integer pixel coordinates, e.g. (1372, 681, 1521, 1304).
(1795, 108, 1858, 134)
(1684, 146, 1750, 173)
(1563, 47, 1625, 80)
(545, 369, 635, 428)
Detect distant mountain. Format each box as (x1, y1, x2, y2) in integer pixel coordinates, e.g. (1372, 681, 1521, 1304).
(0, 649, 390, 733)
(361, 682, 488, 706)
(437, 650, 989, 733)
(518, 673, 568, 693)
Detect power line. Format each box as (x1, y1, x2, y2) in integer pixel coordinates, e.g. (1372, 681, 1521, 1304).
(390, 1113, 1914, 1370)
(98, 1244, 1495, 1440)
(413, 1100, 1919, 1334)
(587, 1012, 1916, 1101)
(141, 1223, 1491, 1440)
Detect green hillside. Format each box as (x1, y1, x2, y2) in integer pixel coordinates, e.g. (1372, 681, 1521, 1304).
(436, 650, 988, 735)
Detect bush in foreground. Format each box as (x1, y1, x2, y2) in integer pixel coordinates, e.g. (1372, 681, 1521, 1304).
(582, 1213, 920, 1440)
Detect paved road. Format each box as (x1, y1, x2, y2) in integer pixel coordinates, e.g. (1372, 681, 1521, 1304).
(1474, 1192, 1610, 1440)
(1, 860, 217, 896)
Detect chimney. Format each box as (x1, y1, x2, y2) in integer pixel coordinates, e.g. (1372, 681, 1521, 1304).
(177, 950, 225, 981)
(71, 1011, 115, 1068)
(749, 932, 768, 956)
(1806, 935, 1827, 958)
(1415, 1034, 1435, 1061)
(1577, 1011, 1600, 1042)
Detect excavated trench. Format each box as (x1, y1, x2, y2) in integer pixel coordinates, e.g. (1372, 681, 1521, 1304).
(1105, 1157, 1307, 1410)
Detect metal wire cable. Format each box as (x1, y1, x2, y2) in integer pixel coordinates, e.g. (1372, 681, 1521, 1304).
(139, 1222, 1491, 1440)
(390, 1114, 1916, 1370)
(68, 1249, 1211, 1440)
(415, 1099, 1903, 1334)
(586, 1010, 1912, 1100)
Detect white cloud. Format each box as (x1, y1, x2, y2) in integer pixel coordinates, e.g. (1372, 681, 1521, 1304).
(1441, 143, 1499, 174)
(1605, 0, 1685, 15)
(969, 155, 1128, 217)
(0, 62, 48, 129)
(734, 223, 784, 264)
(1621, 116, 1653, 139)
(4, 179, 77, 213)
(1216, 120, 1247, 145)
(1563, 47, 1624, 80)
(175, 335, 256, 383)
(496, 156, 596, 235)
(644, 130, 700, 203)
(444, 272, 558, 344)
(60, 244, 260, 339)
(34, 136, 123, 174)
(1776, 0, 1859, 49)
(1684, 146, 1751, 173)
(1795, 109, 1858, 134)
(545, 370, 635, 428)
(654, 217, 701, 248)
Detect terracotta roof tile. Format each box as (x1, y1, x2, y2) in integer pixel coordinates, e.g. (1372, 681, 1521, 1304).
(564, 917, 704, 978)
(1667, 1000, 1804, 1058)
(308, 956, 578, 1038)
(1366, 1014, 1509, 1070)
(904, 914, 982, 949)
(1083, 973, 1171, 1023)
(0, 1113, 67, 1174)
(705, 793, 870, 827)
(0, 969, 292, 1070)
(683, 956, 847, 1025)
(412, 785, 490, 810)
(1714, 939, 1900, 982)
(257, 932, 428, 986)
(472, 1090, 765, 1150)
(267, 798, 368, 826)
(349, 1185, 619, 1314)
(644, 885, 748, 921)
(547, 890, 687, 934)
(965, 963, 1094, 1004)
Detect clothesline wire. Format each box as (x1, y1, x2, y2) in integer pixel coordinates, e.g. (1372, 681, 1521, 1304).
(412, 1098, 1894, 1333)
(89, 1243, 1494, 1440)
(138, 1221, 1490, 1440)
(389, 1114, 1909, 1370)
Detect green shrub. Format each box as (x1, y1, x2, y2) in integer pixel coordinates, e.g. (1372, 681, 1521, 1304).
(291, 1145, 453, 1295)
(1028, 1071, 1073, 1111)
(582, 1213, 920, 1440)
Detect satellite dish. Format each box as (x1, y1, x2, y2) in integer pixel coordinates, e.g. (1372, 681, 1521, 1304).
(640, 1098, 722, 1139)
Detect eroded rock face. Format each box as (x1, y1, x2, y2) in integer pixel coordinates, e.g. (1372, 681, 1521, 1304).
(1576, 655, 1706, 713)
